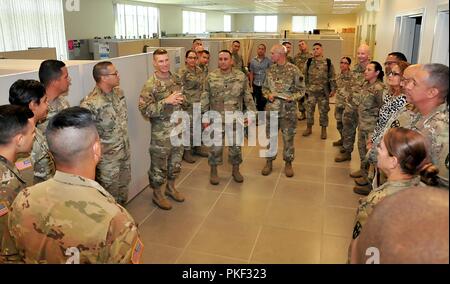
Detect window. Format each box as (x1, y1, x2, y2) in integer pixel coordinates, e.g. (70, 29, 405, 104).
(254, 15, 277, 32)
(224, 15, 231, 32)
(183, 11, 206, 34)
(292, 16, 317, 33)
(0, 0, 67, 60)
(115, 4, 159, 39)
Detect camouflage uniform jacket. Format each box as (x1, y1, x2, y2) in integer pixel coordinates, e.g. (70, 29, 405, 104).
(178, 66, 205, 111)
(352, 176, 422, 239)
(31, 127, 55, 183)
(383, 103, 449, 187)
(262, 62, 305, 109)
(412, 103, 449, 188)
(286, 55, 294, 65)
(8, 171, 142, 264)
(356, 80, 386, 131)
(304, 57, 337, 95)
(335, 70, 354, 109)
(37, 95, 70, 133)
(202, 68, 256, 119)
(199, 63, 209, 78)
(0, 155, 26, 263)
(293, 51, 312, 76)
(232, 52, 248, 75)
(348, 63, 367, 107)
(139, 72, 184, 139)
(80, 86, 130, 157)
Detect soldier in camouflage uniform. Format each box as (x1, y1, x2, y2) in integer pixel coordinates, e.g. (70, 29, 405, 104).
(0, 105, 35, 263)
(80, 62, 131, 206)
(139, 49, 185, 210)
(282, 41, 294, 64)
(198, 49, 210, 77)
(178, 50, 206, 163)
(335, 44, 371, 164)
(302, 43, 336, 139)
(8, 107, 142, 264)
(9, 79, 55, 185)
(353, 62, 386, 191)
(261, 44, 305, 178)
(231, 40, 249, 75)
(37, 60, 71, 133)
(381, 64, 449, 190)
(351, 128, 432, 243)
(333, 57, 353, 147)
(294, 40, 313, 120)
(202, 50, 256, 185)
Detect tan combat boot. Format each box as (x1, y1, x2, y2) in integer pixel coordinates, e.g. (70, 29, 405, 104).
(166, 179, 185, 202)
(261, 160, 273, 176)
(285, 162, 294, 177)
(210, 165, 220, 185)
(152, 187, 172, 210)
(232, 164, 244, 183)
(353, 184, 372, 196)
(349, 170, 363, 178)
(183, 149, 195, 163)
(302, 125, 312, 136)
(193, 146, 209, 157)
(335, 152, 351, 162)
(321, 127, 327, 140)
(332, 139, 343, 147)
(355, 176, 369, 186)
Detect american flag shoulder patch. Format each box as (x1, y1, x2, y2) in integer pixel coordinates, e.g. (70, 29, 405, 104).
(15, 159, 32, 171)
(131, 237, 144, 264)
(0, 203, 9, 217)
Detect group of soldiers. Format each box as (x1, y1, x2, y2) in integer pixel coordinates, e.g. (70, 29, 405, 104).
(1, 36, 448, 264)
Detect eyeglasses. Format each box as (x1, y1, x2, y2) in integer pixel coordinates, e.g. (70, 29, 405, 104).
(103, 71, 119, 76)
(400, 76, 417, 87)
(387, 71, 401, 77)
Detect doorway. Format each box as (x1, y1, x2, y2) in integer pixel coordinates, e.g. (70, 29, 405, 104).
(393, 12, 424, 64)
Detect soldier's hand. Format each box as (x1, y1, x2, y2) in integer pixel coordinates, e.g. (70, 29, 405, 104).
(268, 95, 275, 102)
(202, 123, 210, 129)
(329, 91, 336, 98)
(165, 92, 183, 106)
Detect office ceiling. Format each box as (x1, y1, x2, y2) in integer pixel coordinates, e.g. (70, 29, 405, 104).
(136, 0, 366, 14)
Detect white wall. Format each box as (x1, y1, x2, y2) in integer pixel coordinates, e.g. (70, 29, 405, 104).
(356, 0, 449, 63)
(63, 0, 228, 39)
(234, 13, 357, 33)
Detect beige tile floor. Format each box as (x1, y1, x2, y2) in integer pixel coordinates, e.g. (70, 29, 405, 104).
(126, 105, 363, 264)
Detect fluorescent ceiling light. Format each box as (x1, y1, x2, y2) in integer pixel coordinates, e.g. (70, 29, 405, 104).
(334, 0, 365, 2)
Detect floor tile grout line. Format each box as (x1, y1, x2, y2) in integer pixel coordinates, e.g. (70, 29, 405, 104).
(247, 159, 284, 263)
(174, 175, 234, 264)
(177, 249, 249, 264)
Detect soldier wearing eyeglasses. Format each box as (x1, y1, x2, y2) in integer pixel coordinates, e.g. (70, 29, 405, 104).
(80, 62, 131, 206)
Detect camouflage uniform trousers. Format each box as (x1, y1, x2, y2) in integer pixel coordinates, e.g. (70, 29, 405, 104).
(184, 110, 203, 153)
(334, 105, 345, 138)
(96, 151, 131, 205)
(306, 92, 330, 127)
(149, 137, 183, 189)
(266, 100, 297, 162)
(342, 105, 359, 153)
(298, 95, 306, 113)
(357, 127, 375, 178)
(208, 129, 243, 166)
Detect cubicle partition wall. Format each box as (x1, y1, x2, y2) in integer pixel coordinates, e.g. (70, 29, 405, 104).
(0, 54, 156, 201)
